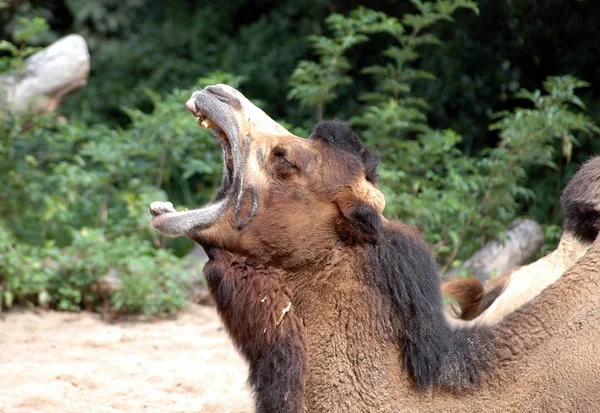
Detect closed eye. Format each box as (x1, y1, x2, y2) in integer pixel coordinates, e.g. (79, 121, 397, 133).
(272, 146, 298, 175)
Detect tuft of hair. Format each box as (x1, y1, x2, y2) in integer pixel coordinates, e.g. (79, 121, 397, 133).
(442, 277, 485, 321)
(311, 119, 380, 183)
(364, 224, 495, 391)
(442, 274, 510, 321)
(561, 156, 600, 243)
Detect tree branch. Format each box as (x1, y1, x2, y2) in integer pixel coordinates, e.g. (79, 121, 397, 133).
(0, 34, 90, 115)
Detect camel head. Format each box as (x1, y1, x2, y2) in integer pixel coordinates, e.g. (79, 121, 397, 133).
(150, 85, 385, 267)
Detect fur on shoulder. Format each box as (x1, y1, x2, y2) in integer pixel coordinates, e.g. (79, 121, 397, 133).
(363, 223, 495, 391)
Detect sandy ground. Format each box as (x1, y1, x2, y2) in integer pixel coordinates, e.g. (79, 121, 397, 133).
(0, 304, 253, 413)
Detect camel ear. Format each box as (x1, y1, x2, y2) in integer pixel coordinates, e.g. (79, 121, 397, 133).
(334, 192, 383, 244)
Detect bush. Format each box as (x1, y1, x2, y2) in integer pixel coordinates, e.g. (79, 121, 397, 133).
(0, 18, 238, 313)
(0, 104, 198, 314)
(289, 2, 598, 270)
(2, 4, 598, 313)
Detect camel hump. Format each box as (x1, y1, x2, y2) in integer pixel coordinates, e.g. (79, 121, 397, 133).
(561, 156, 600, 242)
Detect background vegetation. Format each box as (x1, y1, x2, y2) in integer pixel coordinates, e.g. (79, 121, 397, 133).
(1, 0, 598, 314)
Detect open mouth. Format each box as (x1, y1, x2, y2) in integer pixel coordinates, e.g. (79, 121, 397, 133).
(209, 124, 234, 192)
(186, 85, 243, 200)
(150, 84, 295, 237)
(149, 86, 245, 237)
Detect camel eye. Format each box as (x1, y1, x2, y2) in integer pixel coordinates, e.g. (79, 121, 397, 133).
(272, 146, 298, 176)
(273, 146, 286, 157)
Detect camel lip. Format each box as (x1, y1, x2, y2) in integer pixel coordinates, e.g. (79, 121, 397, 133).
(185, 87, 239, 122)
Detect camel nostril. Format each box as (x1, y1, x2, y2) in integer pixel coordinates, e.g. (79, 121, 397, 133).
(205, 85, 230, 99)
(185, 98, 198, 115)
(205, 85, 241, 108)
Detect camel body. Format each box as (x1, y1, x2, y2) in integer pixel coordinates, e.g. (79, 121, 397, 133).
(149, 84, 600, 413)
(298, 236, 600, 412)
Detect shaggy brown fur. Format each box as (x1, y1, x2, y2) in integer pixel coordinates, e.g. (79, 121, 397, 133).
(150, 85, 600, 412)
(202, 247, 307, 413)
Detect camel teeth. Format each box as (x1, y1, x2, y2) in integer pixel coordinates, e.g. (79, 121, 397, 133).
(201, 119, 215, 128)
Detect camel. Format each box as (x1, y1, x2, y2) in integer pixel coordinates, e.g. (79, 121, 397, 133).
(443, 273, 510, 321)
(149, 84, 600, 413)
(443, 233, 589, 323)
(444, 157, 599, 323)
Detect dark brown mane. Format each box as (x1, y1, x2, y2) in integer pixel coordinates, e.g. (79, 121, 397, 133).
(364, 223, 495, 390)
(203, 248, 307, 413)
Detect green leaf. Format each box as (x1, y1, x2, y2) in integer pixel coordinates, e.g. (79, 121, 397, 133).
(3, 291, 14, 308)
(0, 40, 19, 56)
(13, 17, 50, 44)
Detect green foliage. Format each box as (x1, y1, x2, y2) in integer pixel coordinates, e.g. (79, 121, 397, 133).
(0, 87, 212, 313)
(2, 2, 600, 313)
(490, 76, 598, 166)
(489, 76, 599, 240)
(0, 16, 49, 73)
(1, 83, 221, 244)
(0, 19, 232, 313)
(56, 0, 321, 126)
(289, 1, 478, 122)
(0, 225, 189, 315)
(288, 8, 377, 121)
(0, 95, 198, 313)
(288, 2, 598, 270)
(12, 16, 49, 43)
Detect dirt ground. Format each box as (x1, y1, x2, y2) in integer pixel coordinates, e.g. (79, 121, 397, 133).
(0, 304, 253, 413)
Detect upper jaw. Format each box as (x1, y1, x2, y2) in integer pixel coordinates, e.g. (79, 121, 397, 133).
(186, 86, 242, 184)
(186, 84, 297, 140)
(185, 85, 243, 116)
